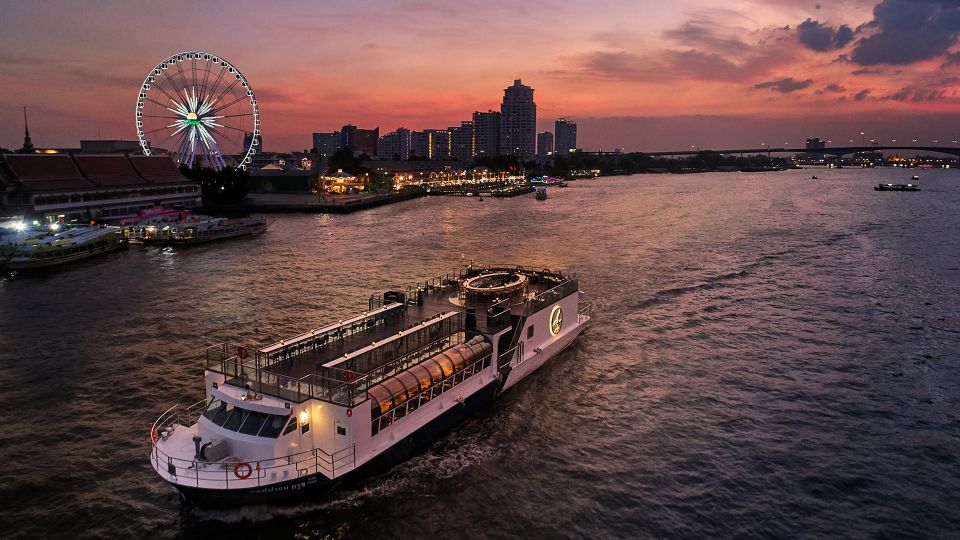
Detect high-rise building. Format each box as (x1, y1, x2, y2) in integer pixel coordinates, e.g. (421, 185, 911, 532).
(426, 129, 451, 160)
(312, 131, 340, 156)
(803, 137, 826, 161)
(410, 131, 431, 159)
(376, 128, 411, 160)
(805, 138, 826, 151)
(554, 118, 577, 156)
(450, 121, 474, 160)
(472, 110, 501, 158)
(537, 132, 554, 158)
(499, 79, 536, 159)
(339, 125, 379, 157)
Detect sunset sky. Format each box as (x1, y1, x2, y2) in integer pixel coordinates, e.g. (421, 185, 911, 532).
(2, 0, 959, 152)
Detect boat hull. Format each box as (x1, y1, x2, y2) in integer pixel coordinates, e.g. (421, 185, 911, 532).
(142, 224, 267, 246)
(170, 379, 499, 509)
(5, 241, 125, 270)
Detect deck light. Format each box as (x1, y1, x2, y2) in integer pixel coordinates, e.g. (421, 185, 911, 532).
(299, 410, 309, 423)
(13, 222, 26, 232)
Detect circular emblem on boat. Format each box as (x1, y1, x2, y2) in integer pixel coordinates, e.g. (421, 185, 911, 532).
(549, 306, 563, 336)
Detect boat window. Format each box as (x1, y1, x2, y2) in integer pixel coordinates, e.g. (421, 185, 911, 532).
(282, 416, 298, 435)
(210, 401, 234, 426)
(222, 406, 244, 431)
(203, 397, 224, 421)
(261, 414, 287, 438)
(203, 398, 288, 438)
(238, 410, 268, 435)
(527, 325, 535, 339)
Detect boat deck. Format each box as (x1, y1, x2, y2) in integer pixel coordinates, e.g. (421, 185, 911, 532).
(265, 286, 466, 381)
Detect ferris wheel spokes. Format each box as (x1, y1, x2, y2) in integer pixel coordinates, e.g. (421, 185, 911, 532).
(136, 51, 259, 170)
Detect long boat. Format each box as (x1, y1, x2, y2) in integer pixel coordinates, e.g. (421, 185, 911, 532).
(5, 225, 126, 270)
(133, 216, 270, 245)
(874, 183, 921, 191)
(149, 264, 590, 508)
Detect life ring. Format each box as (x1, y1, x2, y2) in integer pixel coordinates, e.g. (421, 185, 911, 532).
(234, 462, 253, 480)
(237, 347, 248, 359)
(151, 427, 158, 445)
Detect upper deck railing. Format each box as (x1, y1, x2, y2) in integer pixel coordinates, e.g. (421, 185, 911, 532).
(203, 264, 578, 406)
(206, 311, 466, 407)
(254, 302, 405, 369)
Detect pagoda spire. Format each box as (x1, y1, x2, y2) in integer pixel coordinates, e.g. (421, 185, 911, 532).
(20, 106, 35, 153)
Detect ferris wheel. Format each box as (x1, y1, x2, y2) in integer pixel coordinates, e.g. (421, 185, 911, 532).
(135, 51, 259, 170)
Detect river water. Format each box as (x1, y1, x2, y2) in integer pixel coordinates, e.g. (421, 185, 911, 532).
(1, 169, 959, 539)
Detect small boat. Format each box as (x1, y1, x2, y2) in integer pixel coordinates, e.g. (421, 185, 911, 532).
(6, 225, 126, 270)
(139, 216, 270, 245)
(811, 175, 819, 179)
(529, 176, 565, 186)
(535, 186, 548, 200)
(874, 183, 921, 191)
(911, 175, 920, 180)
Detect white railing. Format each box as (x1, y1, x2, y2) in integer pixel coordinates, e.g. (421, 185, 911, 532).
(150, 402, 357, 489)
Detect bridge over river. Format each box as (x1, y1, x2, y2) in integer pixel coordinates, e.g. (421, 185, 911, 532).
(642, 146, 960, 158)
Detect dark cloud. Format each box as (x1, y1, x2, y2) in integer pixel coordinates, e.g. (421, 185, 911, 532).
(853, 88, 871, 101)
(754, 77, 814, 92)
(663, 19, 751, 54)
(884, 77, 958, 101)
(851, 0, 960, 65)
(890, 87, 946, 101)
(797, 18, 854, 51)
(563, 16, 797, 85)
(816, 83, 847, 94)
(852, 68, 883, 75)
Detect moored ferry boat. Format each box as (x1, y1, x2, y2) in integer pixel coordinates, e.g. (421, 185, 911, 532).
(5, 225, 125, 270)
(133, 215, 270, 245)
(150, 265, 590, 508)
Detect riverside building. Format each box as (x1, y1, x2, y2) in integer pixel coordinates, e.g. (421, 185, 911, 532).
(499, 79, 536, 160)
(0, 153, 199, 223)
(554, 118, 577, 156)
(537, 132, 554, 158)
(472, 110, 501, 158)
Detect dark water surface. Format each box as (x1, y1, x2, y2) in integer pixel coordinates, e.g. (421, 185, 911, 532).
(2, 170, 959, 539)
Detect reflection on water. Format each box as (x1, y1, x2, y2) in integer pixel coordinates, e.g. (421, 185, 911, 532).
(1, 169, 959, 538)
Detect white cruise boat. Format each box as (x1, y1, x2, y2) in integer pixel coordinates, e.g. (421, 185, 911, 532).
(150, 265, 590, 508)
(6, 225, 125, 270)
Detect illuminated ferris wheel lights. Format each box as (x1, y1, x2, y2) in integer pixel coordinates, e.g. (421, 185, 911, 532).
(135, 51, 259, 170)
